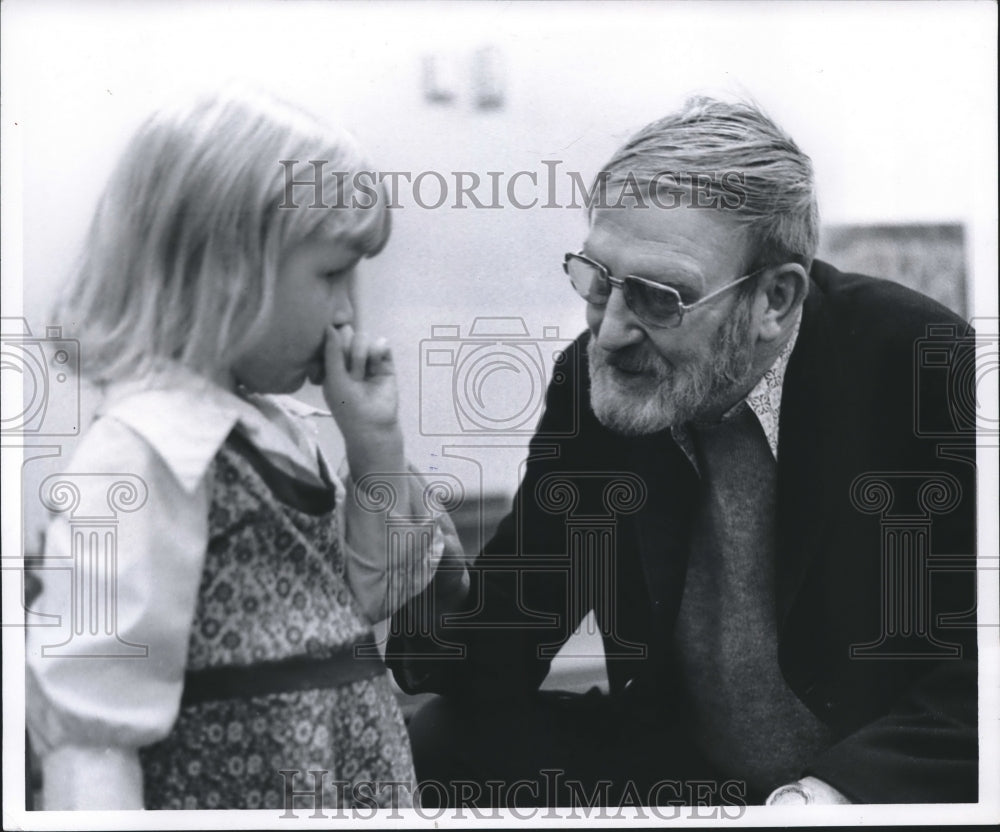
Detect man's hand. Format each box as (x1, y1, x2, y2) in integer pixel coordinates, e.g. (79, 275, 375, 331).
(766, 776, 852, 805)
(321, 324, 404, 477)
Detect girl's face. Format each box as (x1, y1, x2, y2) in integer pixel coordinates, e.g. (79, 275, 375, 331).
(230, 235, 360, 394)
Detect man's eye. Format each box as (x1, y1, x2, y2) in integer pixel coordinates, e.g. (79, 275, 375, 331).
(657, 281, 695, 304)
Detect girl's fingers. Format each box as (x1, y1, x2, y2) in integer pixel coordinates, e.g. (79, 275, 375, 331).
(369, 337, 394, 377)
(338, 324, 355, 370)
(326, 326, 393, 381)
(324, 325, 348, 382)
(349, 330, 368, 381)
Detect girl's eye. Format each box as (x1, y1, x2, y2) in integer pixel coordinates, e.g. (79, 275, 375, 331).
(322, 260, 358, 281)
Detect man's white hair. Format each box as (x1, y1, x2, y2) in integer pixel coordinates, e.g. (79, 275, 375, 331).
(597, 96, 819, 273)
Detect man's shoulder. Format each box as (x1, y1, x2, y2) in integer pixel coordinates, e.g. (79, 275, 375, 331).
(807, 259, 968, 340)
(793, 260, 973, 439)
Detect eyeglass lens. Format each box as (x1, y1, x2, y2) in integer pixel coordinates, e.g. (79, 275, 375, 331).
(566, 257, 682, 325)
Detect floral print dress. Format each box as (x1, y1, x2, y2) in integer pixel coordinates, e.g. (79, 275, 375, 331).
(138, 430, 415, 810)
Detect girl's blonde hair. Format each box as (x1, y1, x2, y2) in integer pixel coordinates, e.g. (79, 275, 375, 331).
(56, 89, 390, 384)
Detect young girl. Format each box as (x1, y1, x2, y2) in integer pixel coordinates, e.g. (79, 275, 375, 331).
(26, 91, 445, 811)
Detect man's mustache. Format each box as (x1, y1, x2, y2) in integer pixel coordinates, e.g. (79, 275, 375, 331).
(595, 344, 669, 377)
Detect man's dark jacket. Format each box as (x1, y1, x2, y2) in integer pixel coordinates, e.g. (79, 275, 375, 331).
(388, 261, 978, 803)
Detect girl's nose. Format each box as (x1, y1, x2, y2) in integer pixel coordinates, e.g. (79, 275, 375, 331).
(593, 287, 644, 351)
(329, 275, 356, 327)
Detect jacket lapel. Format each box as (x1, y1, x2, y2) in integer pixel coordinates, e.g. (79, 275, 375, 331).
(627, 430, 699, 633)
(774, 272, 842, 626)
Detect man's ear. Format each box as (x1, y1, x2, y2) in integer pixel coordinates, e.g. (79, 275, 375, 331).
(756, 263, 809, 342)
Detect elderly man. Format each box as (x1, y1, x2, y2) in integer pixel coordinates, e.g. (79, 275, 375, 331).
(388, 97, 977, 807)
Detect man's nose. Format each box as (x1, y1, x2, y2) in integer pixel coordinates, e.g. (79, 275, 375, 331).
(593, 287, 644, 351)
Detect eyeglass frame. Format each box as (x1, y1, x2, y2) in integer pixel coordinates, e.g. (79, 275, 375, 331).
(563, 251, 767, 329)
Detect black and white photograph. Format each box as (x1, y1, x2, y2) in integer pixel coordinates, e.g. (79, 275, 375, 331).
(2, 0, 997, 827)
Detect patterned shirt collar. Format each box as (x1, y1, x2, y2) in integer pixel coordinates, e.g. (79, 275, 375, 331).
(671, 311, 802, 466)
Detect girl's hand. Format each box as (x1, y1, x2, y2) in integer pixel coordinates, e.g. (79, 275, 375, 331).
(322, 324, 403, 475)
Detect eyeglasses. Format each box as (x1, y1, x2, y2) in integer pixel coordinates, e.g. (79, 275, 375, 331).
(563, 252, 764, 329)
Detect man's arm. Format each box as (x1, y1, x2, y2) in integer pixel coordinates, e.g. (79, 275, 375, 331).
(803, 658, 978, 803)
(386, 334, 595, 699)
(777, 272, 980, 804)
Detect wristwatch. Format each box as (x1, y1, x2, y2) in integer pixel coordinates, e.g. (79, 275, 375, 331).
(765, 781, 813, 805)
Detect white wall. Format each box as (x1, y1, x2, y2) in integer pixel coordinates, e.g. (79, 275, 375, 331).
(3, 0, 997, 505)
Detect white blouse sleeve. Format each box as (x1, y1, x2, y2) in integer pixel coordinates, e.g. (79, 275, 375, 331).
(338, 464, 463, 623)
(26, 416, 209, 807)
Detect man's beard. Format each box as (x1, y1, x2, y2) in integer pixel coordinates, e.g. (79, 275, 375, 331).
(587, 298, 756, 436)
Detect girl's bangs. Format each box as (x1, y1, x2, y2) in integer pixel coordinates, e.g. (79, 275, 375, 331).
(309, 188, 392, 258)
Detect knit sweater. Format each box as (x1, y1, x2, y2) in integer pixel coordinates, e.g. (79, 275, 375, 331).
(672, 403, 832, 799)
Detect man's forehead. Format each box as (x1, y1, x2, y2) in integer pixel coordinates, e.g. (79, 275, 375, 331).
(584, 204, 749, 286)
